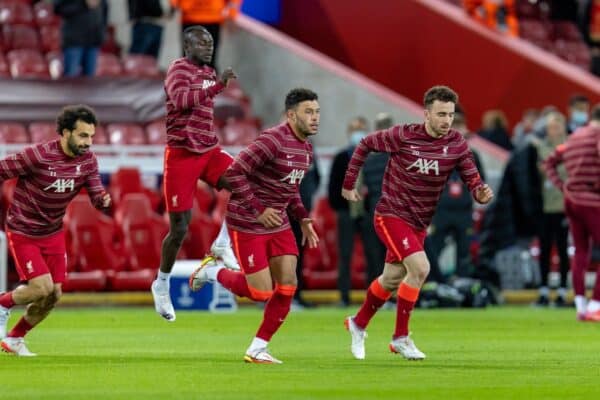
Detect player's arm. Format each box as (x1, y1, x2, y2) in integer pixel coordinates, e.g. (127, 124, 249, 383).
(288, 192, 319, 248)
(0, 146, 38, 182)
(542, 144, 566, 191)
(84, 156, 111, 209)
(456, 145, 493, 204)
(342, 126, 401, 201)
(225, 134, 276, 219)
(165, 66, 227, 111)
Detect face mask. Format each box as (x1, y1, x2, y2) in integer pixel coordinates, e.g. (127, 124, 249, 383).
(350, 131, 367, 146)
(571, 110, 588, 126)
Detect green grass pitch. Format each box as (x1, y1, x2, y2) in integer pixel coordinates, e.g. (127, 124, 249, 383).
(1, 306, 599, 399)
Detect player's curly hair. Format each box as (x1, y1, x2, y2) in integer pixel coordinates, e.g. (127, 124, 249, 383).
(56, 105, 98, 136)
(285, 88, 318, 110)
(424, 86, 458, 108)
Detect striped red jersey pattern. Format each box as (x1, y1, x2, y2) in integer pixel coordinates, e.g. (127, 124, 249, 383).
(225, 122, 311, 234)
(544, 126, 600, 207)
(0, 140, 106, 237)
(164, 58, 225, 153)
(343, 123, 484, 230)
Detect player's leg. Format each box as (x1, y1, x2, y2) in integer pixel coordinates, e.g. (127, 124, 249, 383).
(202, 148, 240, 270)
(536, 212, 553, 306)
(244, 254, 297, 365)
(152, 146, 199, 322)
(583, 205, 600, 320)
(565, 201, 590, 319)
(389, 251, 428, 360)
(554, 214, 570, 306)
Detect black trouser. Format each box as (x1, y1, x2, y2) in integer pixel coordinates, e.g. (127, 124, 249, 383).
(336, 210, 384, 304)
(182, 23, 221, 69)
(426, 210, 473, 283)
(538, 212, 569, 288)
(130, 22, 163, 58)
(290, 218, 306, 301)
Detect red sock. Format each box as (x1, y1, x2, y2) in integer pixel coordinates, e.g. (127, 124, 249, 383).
(8, 317, 33, 338)
(217, 269, 251, 298)
(0, 292, 15, 309)
(256, 284, 295, 341)
(394, 282, 420, 339)
(354, 278, 391, 329)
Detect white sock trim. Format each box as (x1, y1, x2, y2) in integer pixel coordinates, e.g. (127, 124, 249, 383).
(247, 337, 269, 353)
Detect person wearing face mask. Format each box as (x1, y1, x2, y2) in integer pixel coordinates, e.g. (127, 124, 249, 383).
(328, 117, 381, 307)
(567, 94, 590, 134)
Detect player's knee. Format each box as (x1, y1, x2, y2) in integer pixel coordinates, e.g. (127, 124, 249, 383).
(169, 225, 188, 243)
(248, 286, 273, 302)
(413, 262, 430, 283)
(29, 281, 54, 301)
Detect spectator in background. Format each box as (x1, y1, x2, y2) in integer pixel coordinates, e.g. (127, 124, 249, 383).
(544, 104, 600, 321)
(566, 94, 590, 134)
(425, 110, 485, 282)
(463, 0, 519, 37)
(531, 112, 570, 307)
(54, 0, 107, 77)
(289, 152, 321, 309)
(512, 109, 540, 149)
(128, 0, 174, 59)
(170, 0, 241, 68)
(361, 113, 392, 286)
(478, 109, 513, 151)
(328, 117, 381, 307)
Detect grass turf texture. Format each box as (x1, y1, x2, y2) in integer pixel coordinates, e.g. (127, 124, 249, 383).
(1, 306, 599, 399)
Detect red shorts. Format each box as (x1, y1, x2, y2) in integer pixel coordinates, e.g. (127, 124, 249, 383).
(163, 146, 233, 212)
(229, 227, 299, 274)
(373, 214, 427, 264)
(6, 230, 67, 284)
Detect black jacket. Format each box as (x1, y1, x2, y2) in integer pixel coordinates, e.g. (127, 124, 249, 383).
(54, 0, 107, 48)
(128, 0, 164, 20)
(328, 147, 353, 212)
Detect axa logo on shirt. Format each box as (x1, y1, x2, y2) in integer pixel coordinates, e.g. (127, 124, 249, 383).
(201, 80, 216, 89)
(280, 169, 305, 185)
(44, 178, 75, 193)
(406, 158, 439, 176)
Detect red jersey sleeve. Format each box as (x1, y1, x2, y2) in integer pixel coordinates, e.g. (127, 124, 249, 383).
(165, 63, 225, 112)
(0, 146, 38, 182)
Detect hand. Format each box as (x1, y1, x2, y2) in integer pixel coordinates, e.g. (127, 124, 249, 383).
(300, 219, 319, 248)
(475, 184, 494, 204)
(257, 207, 283, 229)
(219, 67, 237, 86)
(101, 193, 112, 208)
(341, 188, 361, 202)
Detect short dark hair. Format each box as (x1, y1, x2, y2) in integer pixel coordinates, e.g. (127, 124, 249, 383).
(423, 85, 459, 108)
(183, 25, 210, 39)
(56, 105, 98, 136)
(569, 94, 590, 107)
(285, 88, 318, 110)
(590, 104, 600, 121)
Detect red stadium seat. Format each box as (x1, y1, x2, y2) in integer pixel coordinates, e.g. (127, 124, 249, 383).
(64, 195, 126, 274)
(0, 122, 29, 143)
(552, 21, 582, 42)
(28, 122, 56, 143)
(33, 1, 60, 26)
(100, 25, 121, 56)
(46, 50, 63, 79)
(516, 0, 543, 20)
(121, 54, 161, 78)
(0, 52, 9, 77)
(518, 19, 551, 43)
(109, 167, 161, 212)
(7, 49, 49, 78)
(183, 199, 221, 259)
(0, 2, 34, 25)
(92, 124, 108, 144)
(114, 193, 169, 270)
(220, 119, 260, 146)
(145, 120, 167, 144)
(96, 52, 123, 77)
(39, 24, 61, 53)
(2, 24, 40, 51)
(106, 123, 148, 145)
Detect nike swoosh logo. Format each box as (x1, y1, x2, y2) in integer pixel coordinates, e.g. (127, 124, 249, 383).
(286, 155, 294, 159)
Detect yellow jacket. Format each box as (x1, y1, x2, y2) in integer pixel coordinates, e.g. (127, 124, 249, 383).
(170, 0, 241, 24)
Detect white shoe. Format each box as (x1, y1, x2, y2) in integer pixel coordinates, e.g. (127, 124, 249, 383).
(189, 256, 217, 292)
(1, 337, 36, 357)
(244, 348, 283, 364)
(0, 305, 10, 339)
(151, 280, 176, 322)
(344, 316, 367, 360)
(389, 334, 426, 360)
(211, 243, 240, 271)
